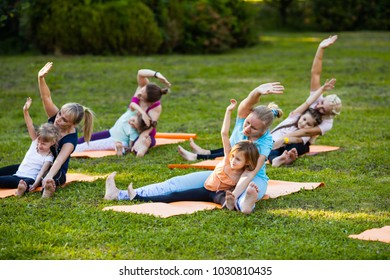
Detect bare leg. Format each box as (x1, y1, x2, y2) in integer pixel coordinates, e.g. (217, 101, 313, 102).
(240, 182, 259, 215)
(127, 183, 137, 200)
(104, 172, 119, 200)
(15, 180, 28, 197)
(178, 145, 197, 161)
(189, 138, 211, 155)
(42, 179, 56, 198)
(225, 191, 236, 211)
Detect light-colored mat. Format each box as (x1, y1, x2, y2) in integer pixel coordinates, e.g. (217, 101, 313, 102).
(168, 145, 340, 170)
(348, 226, 390, 244)
(103, 201, 222, 218)
(0, 173, 105, 198)
(103, 180, 324, 217)
(71, 132, 197, 158)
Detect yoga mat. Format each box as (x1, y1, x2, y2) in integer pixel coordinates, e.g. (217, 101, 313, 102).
(103, 201, 222, 218)
(71, 133, 196, 158)
(103, 180, 323, 217)
(0, 173, 105, 198)
(155, 132, 197, 139)
(168, 145, 340, 170)
(348, 226, 390, 244)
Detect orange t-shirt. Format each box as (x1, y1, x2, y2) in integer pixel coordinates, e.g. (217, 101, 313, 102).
(204, 163, 238, 192)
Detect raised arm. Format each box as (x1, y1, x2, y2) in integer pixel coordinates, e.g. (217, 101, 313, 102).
(238, 82, 284, 119)
(311, 35, 337, 91)
(221, 99, 237, 159)
(292, 78, 336, 115)
(38, 62, 59, 117)
(137, 69, 171, 88)
(23, 97, 37, 140)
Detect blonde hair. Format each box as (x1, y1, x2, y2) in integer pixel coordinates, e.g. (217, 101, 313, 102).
(251, 102, 283, 129)
(324, 94, 342, 117)
(229, 140, 259, 171)
(61, 103, 95, 143)
(37, 123, 59, 143)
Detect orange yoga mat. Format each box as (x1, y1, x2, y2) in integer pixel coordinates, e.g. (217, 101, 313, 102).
(103, 201, 222, 218)
(0, 173, 106, 199)
(71, 133, 196, 158)
(348, 226, 390, 244)
(168, 145, 340, 170)
(103, 180, 324, 217)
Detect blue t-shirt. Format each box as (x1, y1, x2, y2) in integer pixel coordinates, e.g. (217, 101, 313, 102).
(109, 109, 139, 146)
(229, 117, 273, 181)
(48, 115, 78, 174)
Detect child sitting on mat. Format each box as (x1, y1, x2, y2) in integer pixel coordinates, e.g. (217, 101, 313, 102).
(105, 99, 260, 211)
(74, 107, 155, 156)
(268, 78, 336, 166)
(0, 98, 59, 196)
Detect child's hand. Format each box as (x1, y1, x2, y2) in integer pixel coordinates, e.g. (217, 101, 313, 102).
(227, 99, 237, 111)
(29, 184, 38, 192)
(23, 97, 32, 111)
(323, 78, 336, 91)
(38, 62, 53, 78)
(319, 35, 338, 49)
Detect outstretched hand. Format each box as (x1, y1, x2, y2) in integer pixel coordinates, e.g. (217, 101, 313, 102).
(23, 97, 32, 111)
(256, 82, 284, 95)
(319, 35, 338, 49)
(323, 78, 336, 91)
(38, 62, 53, 78)
(227, 99, 237, 111)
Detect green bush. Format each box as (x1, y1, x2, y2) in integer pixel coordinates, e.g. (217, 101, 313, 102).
(32, 0, 162, 55)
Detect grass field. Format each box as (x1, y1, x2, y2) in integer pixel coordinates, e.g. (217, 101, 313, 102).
(0, 32, 389, 260)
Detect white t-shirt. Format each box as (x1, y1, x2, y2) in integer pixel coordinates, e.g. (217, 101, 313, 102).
(15, 139, 54, 180)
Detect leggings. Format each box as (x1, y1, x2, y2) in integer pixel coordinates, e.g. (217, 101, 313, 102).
(134, 187, 225, 204)
(268, 143, 310, 164)
(78, 130, 110, 144)
(0, 164, 66, 189)
(197, 148, 224, 160)
(118, 171, 268, 211)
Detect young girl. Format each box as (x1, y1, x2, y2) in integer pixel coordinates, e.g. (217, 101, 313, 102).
(77, 69, 170, 157)
(75, 108, 155, 155)
(269, 78, 336, 167)
(106, 99, 260, 209)
(0, 98, 59, 196)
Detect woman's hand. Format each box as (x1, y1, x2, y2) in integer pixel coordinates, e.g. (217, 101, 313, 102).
(256, 82, 284, 95)
(159, 76, 171, 88)
(319, 35, 338, 49)
(38, 62, 53, 78)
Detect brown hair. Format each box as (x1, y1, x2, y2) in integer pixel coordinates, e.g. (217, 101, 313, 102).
(271, 107, 322, 134)
(229, 140, 259, 171)
(145, 83, 169, 103)
(136, 114, 157, 133)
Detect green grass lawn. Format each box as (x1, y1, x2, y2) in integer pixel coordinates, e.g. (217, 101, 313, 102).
(0, 31, 389, 260)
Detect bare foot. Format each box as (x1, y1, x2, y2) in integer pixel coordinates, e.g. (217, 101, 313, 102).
(133, 135, 151, 157)
(115, 142, 123, 156)
(272, 150, 289, 167)
(285, 148, 298, 165)
(127, 183, 137, 200)
(178, 145, 197, 161)
(189, 138, 210, 155)
(225, 191, 236, 211)
(42, 179, 56, 198)
(104, 172, 119, 200)
(240, 182, 259, 214)
(15, 180, 28, 197)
